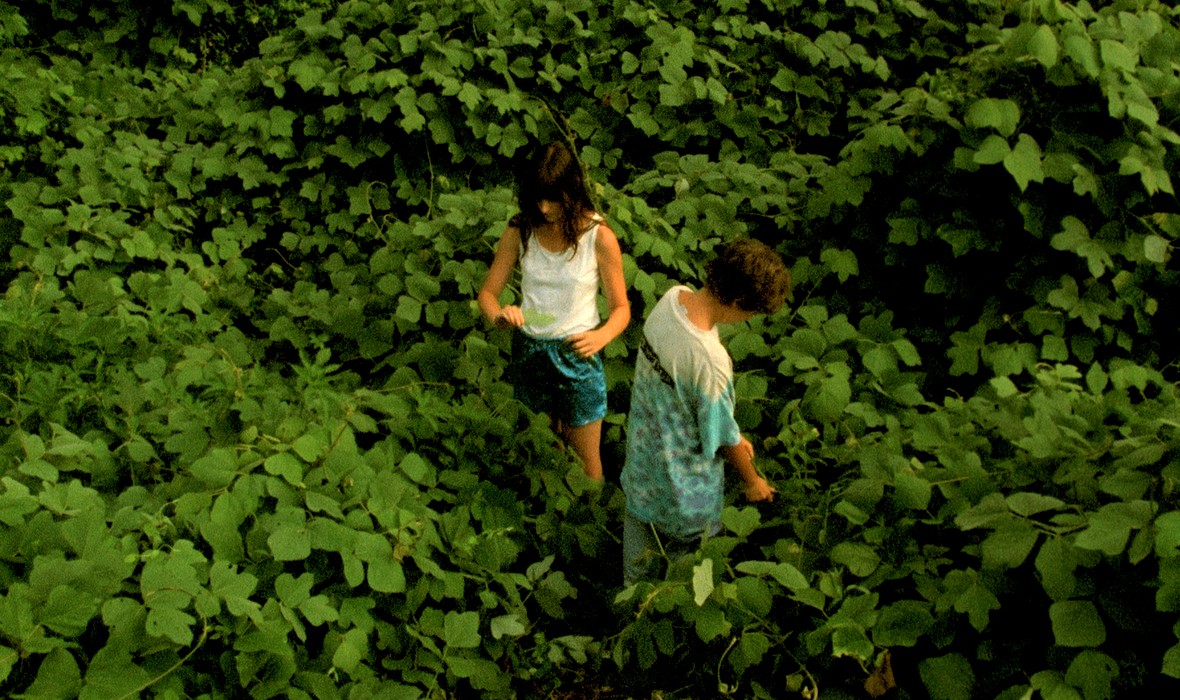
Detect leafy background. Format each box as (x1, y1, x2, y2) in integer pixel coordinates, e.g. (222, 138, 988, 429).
(1, 0, 1179, 698)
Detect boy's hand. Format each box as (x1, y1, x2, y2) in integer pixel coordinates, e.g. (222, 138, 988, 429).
(744, 475, 776, 502)
(734, 436, 755, 463)
(494, 305, 525, 329)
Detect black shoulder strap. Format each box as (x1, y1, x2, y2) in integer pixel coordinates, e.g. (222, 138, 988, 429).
(640, 335, 675, 387)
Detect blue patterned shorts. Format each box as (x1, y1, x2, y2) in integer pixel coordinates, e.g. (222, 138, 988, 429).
(508, 332, 607, 428)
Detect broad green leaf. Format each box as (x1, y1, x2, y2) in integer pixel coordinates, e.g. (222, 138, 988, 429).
(0, 644, 15, 684)
(974, 135, 1011, 165)
(1004, 134, 1045, 191)
(694, 606, 730, 643)
(920, 652, 974, 700)
(332, 627, 368, 674)
(1028, 25, 1059, 68)
(1099, 39, 1137, 72)
(965, 98, 1021, 137)
(210, 561, 262, 624)
(894, 473, 932, 510)
(1075, 501, 1154, 556)
(820, 247, 859, 281)
(398, 452, 433, 484)
(1154, 512, 1180, 557)
(955, 493, 1009, 530)
(268, 524, 312, 561)
(79, 646, 152, 700)
(721, 506, 760, 538)
(953, 574, 1001, 632)
(522, 309, 557, 327)
(732, 631, 772, 674)
(1037, 537, 1079, 601)
(737, 577, 774, 617)
(264, 452, 304, 486)
(23, 646, 81, 699)
(40, 585, 100, 637)
(1165, 643, 1180, 679)
(1050, 600, 1106, 647)
(873, 600, 934, 648)
(1065, 650, 1118, 700)
(1144, 235, 1170, 263)
(982, 522, 1040, 570)
(1006, 492, 1066, 517)
(444, 611, 481, 649)
(490, 614, 527, 640)
(1064, 35, 1099, 77)
(830, 542, 880, 577)
(693, 558, 714, 606)
(292, 431, 328, 462)
(190, 448, 238, 488)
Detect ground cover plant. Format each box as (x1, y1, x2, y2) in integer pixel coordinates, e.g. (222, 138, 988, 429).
(1, 0, 1179, 697)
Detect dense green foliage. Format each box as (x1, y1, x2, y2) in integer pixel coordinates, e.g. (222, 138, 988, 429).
(1, 0, 1179, 697)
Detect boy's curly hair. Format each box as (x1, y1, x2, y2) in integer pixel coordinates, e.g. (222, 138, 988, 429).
(704, 239, 792, 314)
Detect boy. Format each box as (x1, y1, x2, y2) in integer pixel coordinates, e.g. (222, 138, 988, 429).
(621, 239, 791, 585)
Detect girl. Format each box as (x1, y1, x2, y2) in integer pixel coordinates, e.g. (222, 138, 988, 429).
(478, 141, 630, 481)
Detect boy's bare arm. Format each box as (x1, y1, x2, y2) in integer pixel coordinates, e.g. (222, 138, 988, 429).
(719, 436, 776, 502)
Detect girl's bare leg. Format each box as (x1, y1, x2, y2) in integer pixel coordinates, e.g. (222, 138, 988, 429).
(564, 419, 604, 481)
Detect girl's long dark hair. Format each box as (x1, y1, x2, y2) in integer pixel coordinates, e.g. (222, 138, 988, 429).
(511, 141, 595, 255)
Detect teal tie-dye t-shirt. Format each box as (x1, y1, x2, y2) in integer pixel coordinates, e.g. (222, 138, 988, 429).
(621, 286, 742, 539)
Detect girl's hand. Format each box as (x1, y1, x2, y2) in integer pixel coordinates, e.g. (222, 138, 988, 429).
(494, 306, 526, 329)
(567, 329, 607, 358)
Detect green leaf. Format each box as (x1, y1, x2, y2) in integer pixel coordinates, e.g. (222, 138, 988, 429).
(920, 653, 975, 700)
(40, 585, 100, 637)
(694, 606, 730, 643)
(1004, 133, 1045, 191)
(693, 558, 714, 606)
(79, 646, 152, 700)
(490, 614, 527, 640)
(268, 524, 312, 561)
(1064, 35, 1099, 78)
(23, 647, 81, 699)
(0, 644, 15, 684)
(332, 627, 368, 674)
(982, 522, 1040, 570)
(444, 610, 481, 649)
(732, 631, 771, 675)
(1099, 39, 1137, 72)
(873, 600, 934, 647)
(293, 431, 328, 462)
(965, 98, 1021, 137)
(721, 506, 761, 538)
(1052, 216, 1113, 278)
(820, 247, 859, 281)
(146, 604, 197, 646)
(1036, 537, 1078, 601)
(1065, 650, 1118, 700)
(1006, 492, 1066, 517)
(1075, 501, 1154, 556)
(210, 561, 262, 624)
(190, 448, 238, 487)
(830, 542, 880, 577)
(894, 473, 932, 510)
(1028, 25, 1059, 68)
(1050, 600, 1106, 647)
(973, 134, 1011, 165)
(1165, 642, 1180, 679)
(1144, 235, 1170, 263)
(264, 452, 304, 486)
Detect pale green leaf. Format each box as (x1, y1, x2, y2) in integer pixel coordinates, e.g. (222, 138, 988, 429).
(1050, 600, 1106, 647)
(693, 558, 714, 606)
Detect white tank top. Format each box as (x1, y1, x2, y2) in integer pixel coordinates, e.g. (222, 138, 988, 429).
(519, 217, 601, 338)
